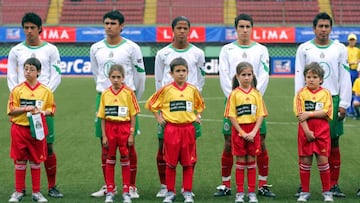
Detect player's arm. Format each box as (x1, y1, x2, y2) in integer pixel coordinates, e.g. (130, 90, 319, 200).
(7, 49, 19, 92)
(90, 45, 99, 83)
(219, 47, 232, 98)
(131, 44, 146, 100)
(338, 45, 352, 110)
(294, 45, 307, 94)
(154, 51, 164, 91)
(256, 47, 270, 96)
(196, 50, 206, 92)
(48, 47, 62, 92)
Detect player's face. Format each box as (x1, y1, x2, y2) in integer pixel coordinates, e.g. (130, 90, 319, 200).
(236, 20, 252, 45)
(305, 72, 322, 90)
(104, 18, 123, 38)
(23, 64, 39, 82)
(170, 65, 188, 86)
(173, 21, 190, 43)
(109, 70, 124, 90)
(313, 19, 331, 45)
(237, 68, 253, 89)
(23, 22, 41, 44)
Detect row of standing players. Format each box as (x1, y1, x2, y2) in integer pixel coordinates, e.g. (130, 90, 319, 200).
(4, 10, 359, 203)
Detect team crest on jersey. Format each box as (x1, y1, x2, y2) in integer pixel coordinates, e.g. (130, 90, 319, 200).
(109, 51, 114, 58)
(320, 52, 325, 59)
(31, 53, 36, 58)
(242, 52, 247, 59)
(103, 61, 116, 77)
(223, 122, 230, 131)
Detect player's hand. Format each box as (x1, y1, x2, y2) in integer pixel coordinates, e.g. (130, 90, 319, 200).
(305, 131, 315, 142)
(102, 136, 108, 147)
(337, 107, 346, 121)
(128, 134, 134, 146)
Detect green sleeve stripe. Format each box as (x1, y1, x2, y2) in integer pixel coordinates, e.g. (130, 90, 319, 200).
(135, 65, 145, 73)
(53, 65, 62, 75)
(343, 64, 350, 72)
(261, 61, 270, 73)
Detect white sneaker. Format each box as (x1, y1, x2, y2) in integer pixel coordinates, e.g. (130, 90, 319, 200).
(9, 191, 24, 202)
(156, 184, 168, 197)
(92, 185, 107, 197)
(248, 192, 258, 203)
(181, 188, 195, 197)
(122, 192, 132, 203)
(323, 191, 334, 202)
(163, 191, 176, 203)
(105, 192, 114, 203)
(129, 186, 139, 199)
(235, 192, 245, 203)
(32, 192, 48, 202)
(183, 191, 194, 203)
(297, 192, 311, 202)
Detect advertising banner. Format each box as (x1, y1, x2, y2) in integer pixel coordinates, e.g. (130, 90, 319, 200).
(156, 26, 206, 42)
(296, 27, 360, 43)
(270, 57, 295, 75)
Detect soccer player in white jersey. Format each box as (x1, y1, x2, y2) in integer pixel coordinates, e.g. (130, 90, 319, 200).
(6, 12, 63, 199)
(153, 16, 206, 198)
(90, 10, 146, 199)
(215, 13, 276, 198)
(294, 12, 352, 198)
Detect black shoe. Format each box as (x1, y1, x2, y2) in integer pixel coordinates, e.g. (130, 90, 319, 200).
(213, 185, 231, 197)
(258, 185, 275, 198)
(48, 186, 64, 198)
(357, 188, 360, 197)
(330, 184, 346, 198)
(294, 186, 302, 197)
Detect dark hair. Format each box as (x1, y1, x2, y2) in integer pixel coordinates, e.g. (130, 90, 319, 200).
(171, 16, 190, 30)
(22, 12, 42, 34)
(303, 62, 324, 84)
(170, 57, 188, 72)
(234, 13, 253, 28)
(108, 64, 125, 78)
(232, 62, 256, 89)
(313, 12, 332, 28)
(103, 10, 125, 24)
(24, 57, 42, 71)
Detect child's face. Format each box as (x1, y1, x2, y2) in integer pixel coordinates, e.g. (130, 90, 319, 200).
(23, 64, 39, 81)
(305, 71, 322, 90)
(170, 65, 188, 85)
(237, 68, 253, 88)
(109, 70, 124, 89)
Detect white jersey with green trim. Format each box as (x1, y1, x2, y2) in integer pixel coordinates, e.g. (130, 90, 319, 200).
(294, 39, 352, 109)
(155, 43, 205, 92)
(7, 41, 61, 92)
(218, 41, 270, 98)
(90, 38, 146, 100)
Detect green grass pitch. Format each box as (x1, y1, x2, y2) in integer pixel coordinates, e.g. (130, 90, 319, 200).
(0, 76, 359, 203)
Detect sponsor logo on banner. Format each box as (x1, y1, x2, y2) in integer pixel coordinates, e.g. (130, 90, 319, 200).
(156, 26, 205, 42)
(59, 56, 92, 75)
(225, 27, 295, 43)
(0, 57, 7, 74)
(6, 28, 21, 40)
(40, 27, 76, 43)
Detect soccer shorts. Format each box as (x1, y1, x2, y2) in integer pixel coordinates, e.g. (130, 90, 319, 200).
(223, 117, 267, 136)
(158, 122, 201, 139)
(298, 118, 330, 157)
(105, 121, 131, 157)
(231, 123, 261, 157)
(10, 124, 47, 163)
(329, 95, 343, 139)
(46, 116, 55, 143)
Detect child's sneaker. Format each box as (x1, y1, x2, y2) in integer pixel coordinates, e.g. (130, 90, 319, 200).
(105, 192, 115, 203)
(248, 192, 258, 203)
(297, 192, 310, 202)
(156, 184, 168, 197)
(9, 191, 24, 202)
(235, 192, 245, 203)
(129, 186, 139, 199)
(323, 191, 334, 202)
(32, 192, 48, 202)
(183, 191, 194, 203)
(163, 192, 176, 203)
(122, 192, 132, 203)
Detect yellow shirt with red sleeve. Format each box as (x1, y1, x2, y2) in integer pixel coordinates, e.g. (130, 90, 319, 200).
(97, 85, 140, 121)
(145, 82, 205, 124)
(7, 82, 56, 126)
(224, 87, 267, 124)
(293, 86, 333, 120)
